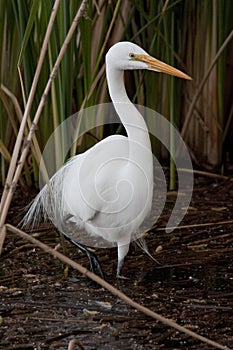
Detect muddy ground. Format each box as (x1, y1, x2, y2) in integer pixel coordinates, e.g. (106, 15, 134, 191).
(0, 175, 233, 349)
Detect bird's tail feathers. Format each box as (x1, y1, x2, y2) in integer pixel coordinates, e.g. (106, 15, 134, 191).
(20, 186, 49, 228)
(21, 168, 67, 230)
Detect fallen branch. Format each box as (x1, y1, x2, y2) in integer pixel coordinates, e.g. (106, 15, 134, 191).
(6, 223, 231, 350)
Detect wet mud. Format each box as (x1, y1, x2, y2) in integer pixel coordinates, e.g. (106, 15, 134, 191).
(0, 176, 233, 349)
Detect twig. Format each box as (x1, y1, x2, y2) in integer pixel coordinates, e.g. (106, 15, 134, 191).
(154, 219, 233, 232)
(187, 232, 232, 245)
(68, 339, 84, 350)
(179, 168, 232, 180)
(5, 224, 231, 350)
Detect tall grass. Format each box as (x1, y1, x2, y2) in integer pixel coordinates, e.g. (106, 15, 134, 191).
(0, 0, 232, 188)
(181, 0, 233, 168)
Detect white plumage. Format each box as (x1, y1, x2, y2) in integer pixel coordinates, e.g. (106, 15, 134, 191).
(23, 42, 191, 276)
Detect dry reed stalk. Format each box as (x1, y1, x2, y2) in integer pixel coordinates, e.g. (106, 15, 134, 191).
(0, 0, 88, 254)
(181, 29, 233, 144)
(0, 0, 61, 215)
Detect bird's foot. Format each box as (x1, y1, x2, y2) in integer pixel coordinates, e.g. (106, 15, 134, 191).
(86, 249, 105, 280)
(58, 226, 105, 280)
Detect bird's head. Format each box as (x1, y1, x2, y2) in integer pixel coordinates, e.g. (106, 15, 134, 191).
(106, 41, 191, 80)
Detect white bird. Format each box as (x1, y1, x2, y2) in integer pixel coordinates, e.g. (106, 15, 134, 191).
(23, 42, 191, 277)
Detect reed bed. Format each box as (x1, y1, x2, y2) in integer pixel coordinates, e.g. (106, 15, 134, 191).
(0, 0, 232, 188)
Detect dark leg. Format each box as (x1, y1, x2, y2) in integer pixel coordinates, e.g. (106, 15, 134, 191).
(62, 233, 105, 279)
(56, 215, 105, 279)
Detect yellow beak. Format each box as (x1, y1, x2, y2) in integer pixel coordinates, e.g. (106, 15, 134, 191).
(136, 54, 192, 80)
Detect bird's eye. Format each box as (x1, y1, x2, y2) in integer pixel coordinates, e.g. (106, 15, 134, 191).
(129, 53, 135, 59)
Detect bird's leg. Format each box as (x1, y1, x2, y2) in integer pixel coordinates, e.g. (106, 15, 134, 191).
(64, 235, 105, 280)
(117, 258, 124, 276)
(117, 241, 130, 277)
(56, 216, 105, 279)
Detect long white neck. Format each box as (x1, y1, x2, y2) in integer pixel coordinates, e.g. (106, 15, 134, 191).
(106, 66, 152, 152)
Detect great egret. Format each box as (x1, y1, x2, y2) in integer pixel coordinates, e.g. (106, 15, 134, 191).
(23, 42, 191, 277)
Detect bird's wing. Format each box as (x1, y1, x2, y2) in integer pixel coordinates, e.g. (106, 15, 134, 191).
(61, 134, 129, 221)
